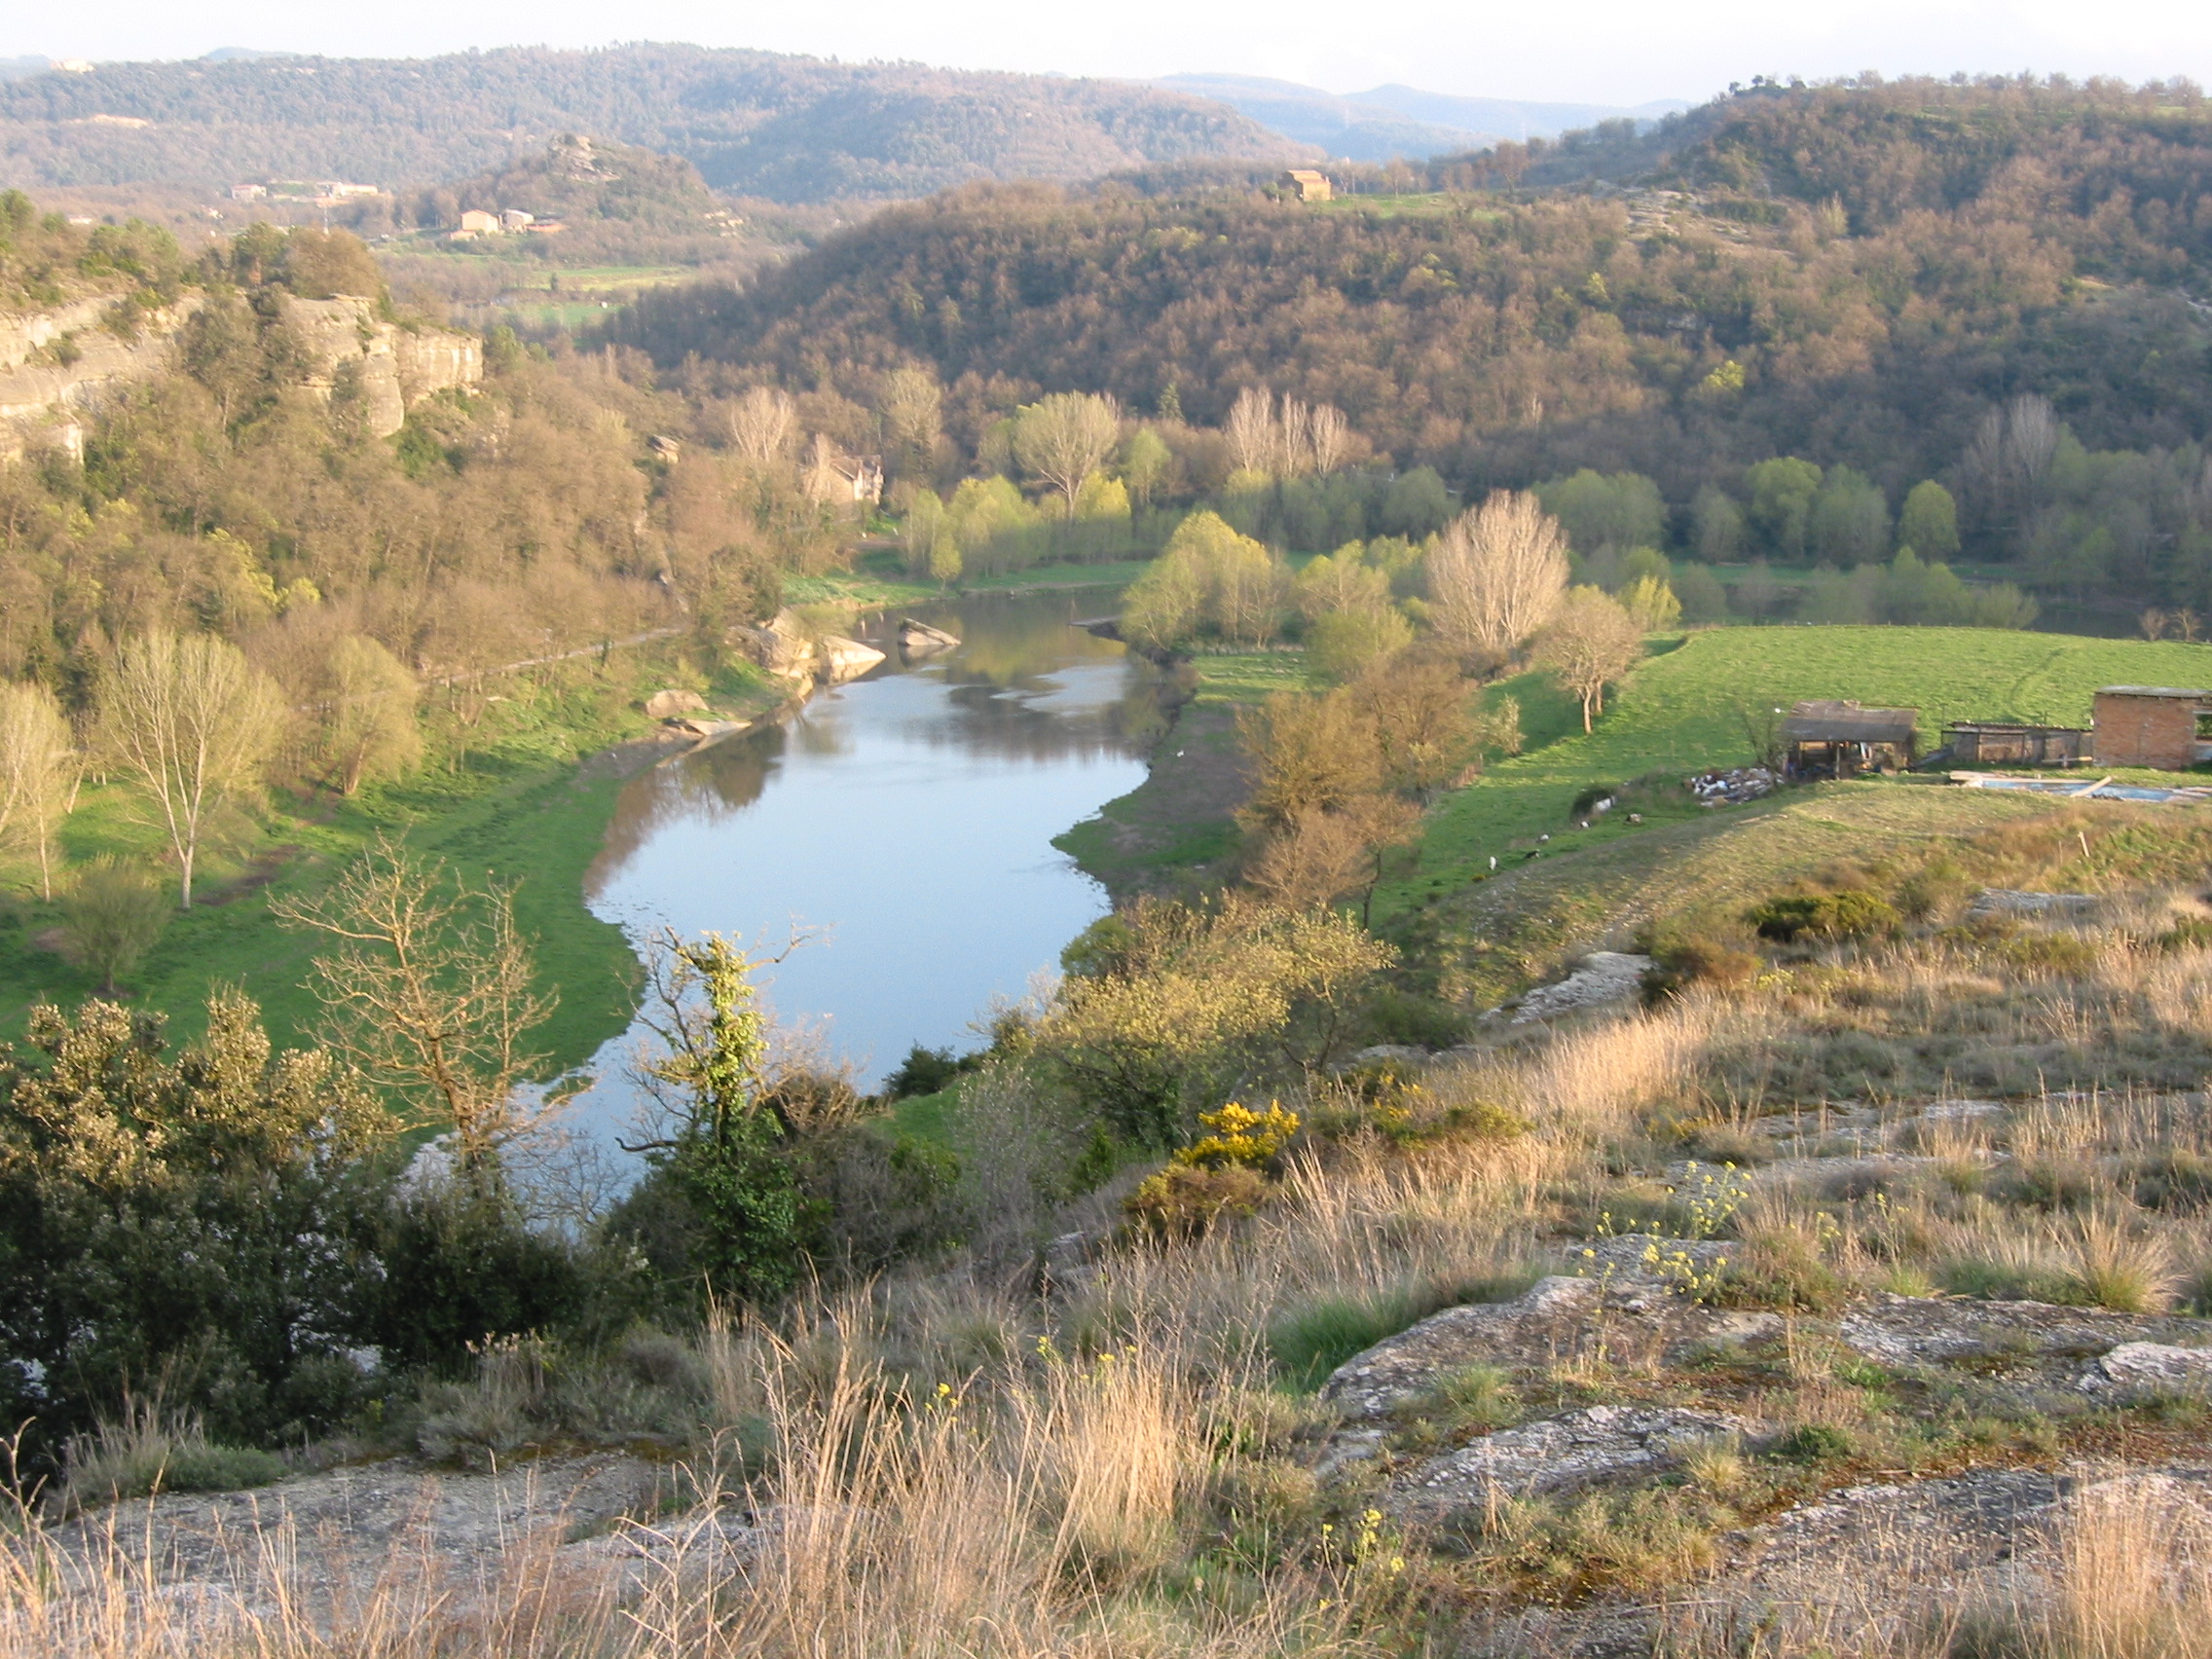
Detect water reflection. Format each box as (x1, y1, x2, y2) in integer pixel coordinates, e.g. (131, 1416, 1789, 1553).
(564, 587, 1154, 1143)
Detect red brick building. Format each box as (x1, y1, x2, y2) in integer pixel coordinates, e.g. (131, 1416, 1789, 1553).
(2091, 685, 2212, 770)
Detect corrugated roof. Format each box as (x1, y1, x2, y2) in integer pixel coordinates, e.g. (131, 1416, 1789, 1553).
(2096, 685, 2212, 700)
(1785, 699, 1919, 745)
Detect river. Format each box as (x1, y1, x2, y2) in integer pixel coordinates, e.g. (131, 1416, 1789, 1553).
(558, 586, 1156, 1149)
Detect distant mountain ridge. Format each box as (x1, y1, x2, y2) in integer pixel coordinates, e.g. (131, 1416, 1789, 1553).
(1155, 73, 1687, 161)
(0, 43, 1311, 203)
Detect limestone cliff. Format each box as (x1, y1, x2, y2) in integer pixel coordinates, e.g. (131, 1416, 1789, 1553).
(0, 293, 201, 460)
(0, 290, 482, 459)
(283, 295, 482, 437)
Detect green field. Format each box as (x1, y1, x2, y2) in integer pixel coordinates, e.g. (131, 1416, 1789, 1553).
(1377, 624, 2212, 997)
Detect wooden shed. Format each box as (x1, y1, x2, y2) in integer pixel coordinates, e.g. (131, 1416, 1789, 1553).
(2092, 686, 2212, 770)
(1785, 700, 1920, 777)
(1943, 721, 2088, 765)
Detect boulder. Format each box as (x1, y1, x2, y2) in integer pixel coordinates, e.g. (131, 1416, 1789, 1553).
(818, 635, 887, 683)
(644, 689, 709, 719)
(898, 617, 961, 655)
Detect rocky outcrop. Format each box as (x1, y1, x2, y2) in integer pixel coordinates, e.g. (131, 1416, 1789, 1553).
(0, 289, 481, 457)
(284, 295, 482, 437)
(0, 292, 201, 460)
(732, 611, 886, 686)
(1395, 1404, 1750, 1516)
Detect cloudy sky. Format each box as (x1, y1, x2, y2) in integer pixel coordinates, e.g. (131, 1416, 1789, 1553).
(17, 0, 2212, 106)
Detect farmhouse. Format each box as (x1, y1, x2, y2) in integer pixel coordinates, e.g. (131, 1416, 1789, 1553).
(1784, 700, 1919, 777)
(2091, 685, 2212, 770)
(1942, 721, 2088, 765)
(1279, 169, 1333, 203)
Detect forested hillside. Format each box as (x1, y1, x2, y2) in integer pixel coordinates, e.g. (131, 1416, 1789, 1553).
(613, 77, 2212, 603)
(0, 44, 1308, 202)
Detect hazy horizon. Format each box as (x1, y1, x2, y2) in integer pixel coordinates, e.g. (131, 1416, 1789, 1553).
(10, 0, 2212, 110)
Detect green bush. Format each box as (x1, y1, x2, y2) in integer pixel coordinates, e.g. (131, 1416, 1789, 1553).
(363, 1187, 589, 1369)
(1772, 1422, 1854, 1461)
(58, 856, 171, 991)
(1123, 1163, 1268, 1240)
(1747, 889, 1900, 943)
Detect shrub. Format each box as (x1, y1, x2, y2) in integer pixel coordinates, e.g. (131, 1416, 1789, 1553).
(1772, 1422, 1854, 1461)
(1748, 889, 1900, 943)
(1643, 928, 1762, 1002)
(1123, 1163, 1268, 1240)
(1177, 1100, 1301, 1170)
(58, 856, 171, 991)
(363, 1187, 589, 1369)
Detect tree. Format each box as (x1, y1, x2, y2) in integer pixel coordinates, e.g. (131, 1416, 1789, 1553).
(1537, 468, 1666, 555)
(97, 631, 284, 908)
(1121, 425, 1172, 506)
(276, 839, 556, 1196)
(1810, 466, 1892, 565)
(878, 366, 942, 480)
(1899, 479, 1961, 559)
(1347, 656, 1475, 798)
(1012, 391, 1120, 516)
(0, 680, 78, 900)
(1693, 485, 1745, 562)
(1426, 491, 1570, 660)
(1534, 586, 1644, 731)
(318, 636, 422, 796)
(1235, 690, 1380, 836)
(1747, 458, 1823, 559)
(726, 385, 796, 467)
(1618, 573, 1682, 632)
(624, 928, 802, 1305)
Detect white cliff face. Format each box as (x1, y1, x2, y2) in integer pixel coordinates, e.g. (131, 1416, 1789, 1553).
(0, 288, 483, 459)
(283, 294, 483, 437)
(0, 294, 203, 459)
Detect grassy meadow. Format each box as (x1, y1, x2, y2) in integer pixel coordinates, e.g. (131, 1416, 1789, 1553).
(1382, 624, 2212, 929)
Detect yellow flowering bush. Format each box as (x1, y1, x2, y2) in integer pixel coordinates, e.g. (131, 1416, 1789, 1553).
(1175, 1100, 1301, 1171)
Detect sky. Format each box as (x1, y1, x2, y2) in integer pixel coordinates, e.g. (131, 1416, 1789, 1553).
(14, 0, 2212, 108)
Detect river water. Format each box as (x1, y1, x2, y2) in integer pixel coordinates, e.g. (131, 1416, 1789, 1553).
(559, 587, 1155, 1148)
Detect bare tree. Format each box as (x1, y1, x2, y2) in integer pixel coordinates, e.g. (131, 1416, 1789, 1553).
(726, 386, 795, 468)
(0, 680, 79, 900)
(1305, 401, 1351, 475)
(1225, 387, 1276, 475)
(276, 837, 556, 1193)
(1427, 491, 1571, 659)
(97, 631, 284, 907)
(1012, 392, 1121, 516)
(1534, 586, 1645, 731)
(878, 367, 943, 477)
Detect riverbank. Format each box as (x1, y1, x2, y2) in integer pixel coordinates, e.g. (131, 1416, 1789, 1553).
(1054, 650, 1306, 898)
(0, 647, 790, 1067)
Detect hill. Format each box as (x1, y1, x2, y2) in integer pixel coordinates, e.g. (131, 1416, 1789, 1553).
(0, 44, 1309, 203)
(610, 77, 2212, 607)
(1157, 74, 1686, 161)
